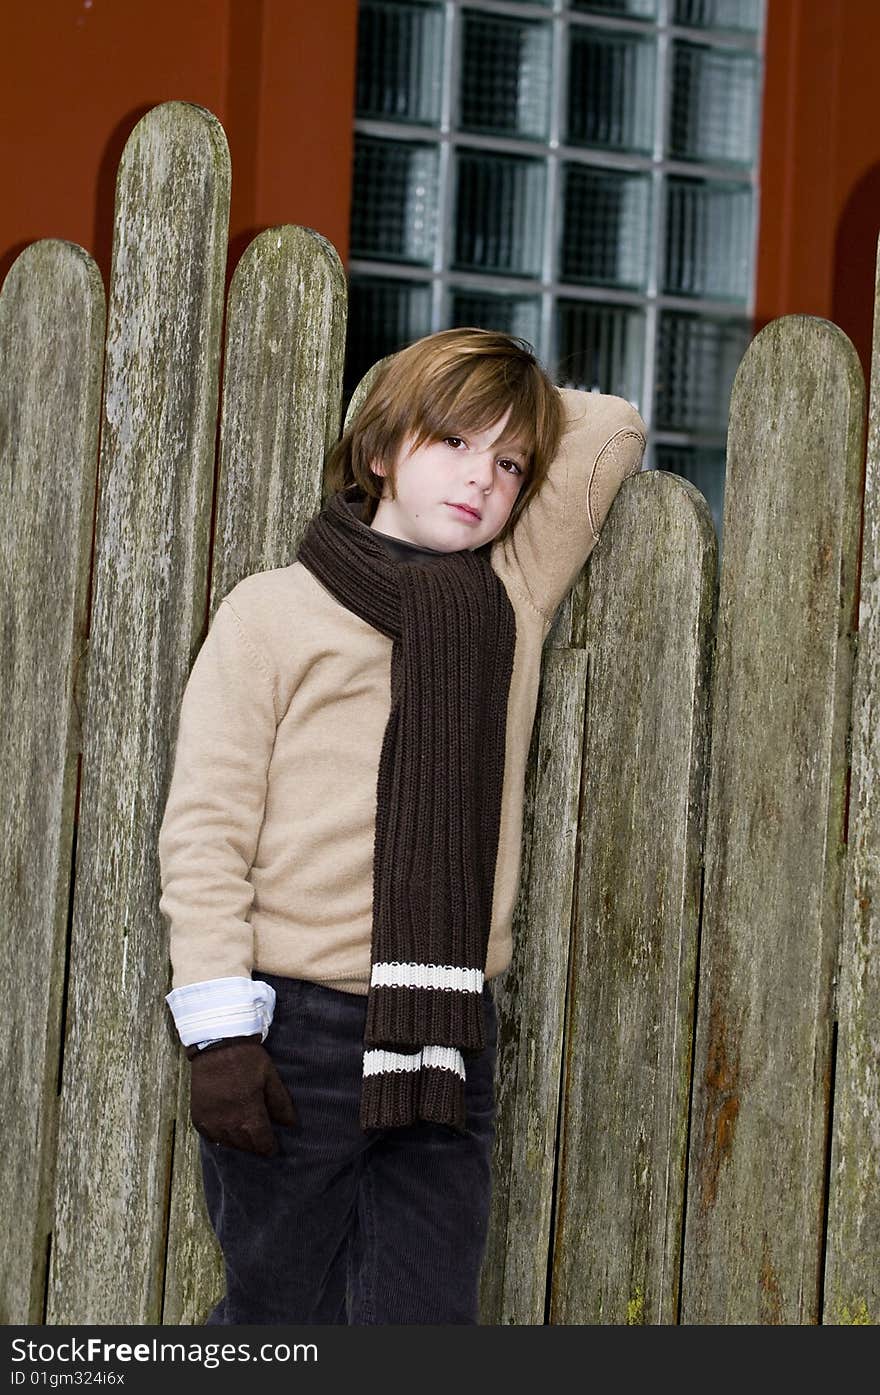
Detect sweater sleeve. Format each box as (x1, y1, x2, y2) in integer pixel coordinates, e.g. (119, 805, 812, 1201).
(493, 389, 647, 624)
(159, 598, 279, 991)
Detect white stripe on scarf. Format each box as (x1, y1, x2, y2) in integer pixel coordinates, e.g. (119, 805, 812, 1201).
(362, 1045, 466, 1079)
(369, 961, 484, 993)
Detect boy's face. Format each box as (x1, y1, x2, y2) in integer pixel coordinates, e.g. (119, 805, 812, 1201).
(369, 407, 528, 552)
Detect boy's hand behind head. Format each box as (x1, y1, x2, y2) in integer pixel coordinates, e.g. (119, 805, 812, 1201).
(187, 1035, 297, 1156)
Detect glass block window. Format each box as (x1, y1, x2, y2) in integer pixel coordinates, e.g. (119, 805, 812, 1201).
(449, 287, 543, 345)
(346, 276, 434, 391)
(557, 300, 646, 401)
(654, 311, 752, 434)
(347, 0, 767, 514)
(452, 151, 546, 276)
(459, 11, 553, 140)
(673, 0, 760, 31)
(663, 177, 752, 299)
(355, 1, 445, 124)
(669, 40, 760, 166)
(572, 1, 656, 16)
(561, 163, 652, 290)
(349, 137, 439, 264)
(566, 27, 656, 154)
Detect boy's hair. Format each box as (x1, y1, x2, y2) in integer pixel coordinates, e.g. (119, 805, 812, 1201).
(324, 327, 564, 546)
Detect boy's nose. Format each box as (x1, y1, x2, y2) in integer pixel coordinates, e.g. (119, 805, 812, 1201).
(466, 454, 495, 486)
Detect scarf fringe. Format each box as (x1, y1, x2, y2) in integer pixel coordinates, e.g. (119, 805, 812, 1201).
(359, 1053, 469, 1133)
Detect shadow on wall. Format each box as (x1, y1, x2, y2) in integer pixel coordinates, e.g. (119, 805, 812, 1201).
(832, 162, 880, 388)
(0, 106, 153, 295)
(0, 239, 32, 289)
(0, 101, 261, 303)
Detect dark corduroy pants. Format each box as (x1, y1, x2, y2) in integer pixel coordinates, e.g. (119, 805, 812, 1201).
(198, 971, 498, 1325)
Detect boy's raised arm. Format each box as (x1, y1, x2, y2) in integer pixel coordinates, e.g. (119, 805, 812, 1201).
(493, 387, 646, 625)
(159, 597, 279, 1045)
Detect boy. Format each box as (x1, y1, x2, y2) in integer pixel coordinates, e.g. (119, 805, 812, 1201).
(159, 326, 646, 1324)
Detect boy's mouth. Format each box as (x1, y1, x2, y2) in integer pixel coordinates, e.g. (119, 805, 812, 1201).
(447, 502, 482, 522)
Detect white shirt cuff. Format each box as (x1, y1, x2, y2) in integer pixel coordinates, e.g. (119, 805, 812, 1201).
(165, 976, 276, 1048)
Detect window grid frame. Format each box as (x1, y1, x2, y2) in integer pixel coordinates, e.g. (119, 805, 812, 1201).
(348, 0, 767, 465)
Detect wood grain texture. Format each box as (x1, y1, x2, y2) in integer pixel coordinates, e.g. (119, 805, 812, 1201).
(681, 316, 865, 1323)
(47, 101, 230, 1322)
(0, 240, 105, 1323)
(480, 647, 588, 1324)
(550, 470, 716, 1323)
(823, 253, 880, 1324)
(209, 224, 347, 612)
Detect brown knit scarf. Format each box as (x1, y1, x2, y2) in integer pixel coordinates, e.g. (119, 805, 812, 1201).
(295, 483, 516, 1133)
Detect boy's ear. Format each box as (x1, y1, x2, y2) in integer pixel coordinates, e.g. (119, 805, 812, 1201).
(370, 459, 387, 479)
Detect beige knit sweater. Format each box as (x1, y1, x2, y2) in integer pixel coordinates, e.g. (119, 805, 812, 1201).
(159, 388, 646, 1007)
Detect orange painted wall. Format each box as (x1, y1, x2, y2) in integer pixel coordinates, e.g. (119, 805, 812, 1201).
(756, 0, 880, 380)
(0, 0, 359, 293)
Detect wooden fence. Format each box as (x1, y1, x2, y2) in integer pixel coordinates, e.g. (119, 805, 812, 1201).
(1, 100, 877, 1325)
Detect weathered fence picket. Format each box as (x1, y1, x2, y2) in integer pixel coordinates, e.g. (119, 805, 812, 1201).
(0, 239, 105, 1325)
(207, 222, 348, 612)
(1, 99, 877, 1325)
(483, 645, 589, 1323)
(551, 470, 716, 1323)
(680, 316, 865, 1322)
(823, 268, 880, 1326)
(46, 100, 231, 1324)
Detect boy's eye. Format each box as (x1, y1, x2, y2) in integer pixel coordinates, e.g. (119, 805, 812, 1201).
(443, 437, 523, 476)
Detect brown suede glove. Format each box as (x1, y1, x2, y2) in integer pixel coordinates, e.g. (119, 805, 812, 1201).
(186, 1034, 297, 1157)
